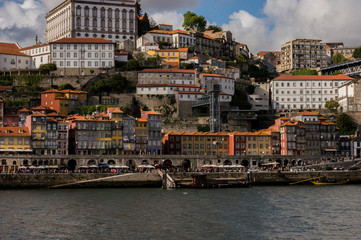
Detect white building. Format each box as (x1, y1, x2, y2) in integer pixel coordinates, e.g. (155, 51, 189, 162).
(271, 74, 354, 111)
(249, 82, 270, 111)
(0, 42, 32, 71)
(200, 73, 235, 96)
(20, 44, 51, 69)
(338, 80, 361, 112)
(50, 38, 115, 75)
(45, 0, 137, 43)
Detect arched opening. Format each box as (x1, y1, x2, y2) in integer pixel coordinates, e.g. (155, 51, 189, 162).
(32, 160, 37, 166)
(163, 160, 172, 167)
(141, 160, 149, 165)
(276, 159, 282, 167)
(12, 161, 17, 165)
(44, 160, 49, 166)
(241, 160, 249, 168)
(126, 160, 135, 168)
(108, 160, 116, 165)
(23, 160, 29, 166)
(284, 160, 289, 167)
(297, 160, 302, 166)
(224, 160, 232, 165)
(182, 159, 191, 171)
(68, 160, 77, 171)
(87, 160, 96, 166)
(291, 160, 296, 166)
(38, 160, 43, 166)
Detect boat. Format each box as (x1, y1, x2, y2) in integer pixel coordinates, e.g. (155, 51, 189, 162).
(310, 179, 349, 186)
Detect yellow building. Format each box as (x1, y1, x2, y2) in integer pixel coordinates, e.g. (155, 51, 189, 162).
(25, 112, 47, 155)
(147, 48, 189, 68)
(179, 132, 229, 156)
(108, 108, 124, 155)
(0, 126, 32, 172)
(135, 118, 148, 154)
(246, 131, 272, 156)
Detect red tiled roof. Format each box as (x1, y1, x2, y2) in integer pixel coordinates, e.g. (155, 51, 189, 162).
(30, 112, 47, 117)
(0, 42, 29, 57)
(18, 108, 31, 113)
(201, 73, 233, 79)
(137, 84, 199, 88)
(142, 111, 161, 115)
(0, 127, 30, 137)
(140, 69, 196, 74)
(273, 75, 354, 81)
(51, 38, 113, 44)
(0, 86, 13, 91)
(20, 44, 50, 51)
(298, 111, 318, 116)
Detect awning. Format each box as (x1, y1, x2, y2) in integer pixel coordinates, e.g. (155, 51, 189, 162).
(324, 149, 337, 152)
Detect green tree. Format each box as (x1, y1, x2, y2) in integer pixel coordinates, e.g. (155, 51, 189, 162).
(325, 99, 340, 112)
(332, 53, 346, 64)
(231, 87, 252, 110)
(182, 11, 207, 32)
(138, 12, 151, 36)
(330, 71, 343, 75)
(58, 83, 75, 91)
(125, 59, 140, 71)
(0, 76, 14, 86)
(39, 63, 57, 74)
(336, 113, 357, 135)
(207, 25, 222, 32)
(292, 69, 317, 75)
(352, 46, 361, 59)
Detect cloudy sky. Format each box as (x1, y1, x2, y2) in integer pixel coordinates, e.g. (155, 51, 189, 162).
(1, 0, 361, 54)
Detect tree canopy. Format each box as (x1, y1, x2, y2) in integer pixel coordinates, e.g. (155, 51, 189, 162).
(332, 53, 346, 64)
(207, 25, 222, 32)
(87, 74, 128, 95)
(336, 113, 357, 135)
(352, 46, 361, 59)
(138, 12, 151, 36)
(325, 99, 340, 112)
(292, 69, 317, 75)
(58, 83, 75, 91)
(182, 11, 207, 32)
(39, 63, 57, 74)
(125, 59, 140, 71)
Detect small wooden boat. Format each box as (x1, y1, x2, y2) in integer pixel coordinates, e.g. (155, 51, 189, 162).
(310, 179, 349, 186)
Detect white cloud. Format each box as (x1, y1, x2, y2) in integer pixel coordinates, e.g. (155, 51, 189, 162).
(223, 0, 361, 54)
(150, 11, 185, 30)
(0, 0, 46, 46)
(140, 0, 200, 13)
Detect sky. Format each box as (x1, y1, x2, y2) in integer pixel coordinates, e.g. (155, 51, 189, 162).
(1, 0, 361, 54)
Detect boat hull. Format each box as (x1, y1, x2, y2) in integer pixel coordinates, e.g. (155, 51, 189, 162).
(310, 180, 349, 186)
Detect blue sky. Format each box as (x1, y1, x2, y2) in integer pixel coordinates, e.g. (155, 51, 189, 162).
(196, 0, 266, 26)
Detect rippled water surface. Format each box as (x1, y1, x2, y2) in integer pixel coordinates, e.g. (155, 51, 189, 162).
(0, 186, 360, 240)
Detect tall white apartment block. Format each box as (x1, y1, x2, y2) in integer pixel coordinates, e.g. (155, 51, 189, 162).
(280, 39, 327, 72)
(45, 0, 137, 44)
(271, 75, 354, 111)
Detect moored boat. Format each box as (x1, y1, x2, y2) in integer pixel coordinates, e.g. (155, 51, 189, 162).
(310, 179, 349, 186)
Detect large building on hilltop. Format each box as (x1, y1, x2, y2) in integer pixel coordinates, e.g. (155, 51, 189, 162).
(45, 0, 137, 44)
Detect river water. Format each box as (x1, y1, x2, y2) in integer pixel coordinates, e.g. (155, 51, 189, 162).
(0, 186, 360, 240)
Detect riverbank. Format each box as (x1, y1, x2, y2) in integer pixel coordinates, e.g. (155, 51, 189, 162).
(1, 171, 361, 189)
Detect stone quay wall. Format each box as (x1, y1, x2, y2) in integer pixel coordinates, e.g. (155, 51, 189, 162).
(0, 173, 161, 189)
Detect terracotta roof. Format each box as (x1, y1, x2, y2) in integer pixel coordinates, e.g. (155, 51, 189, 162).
(0, 127, 30, 137)
(278, 117, 290, 120)
(273, 75, 354, 81)
(178, 91, 203, 94)
(0, 86, 13, 91)
(31, 112, 47, 117)
(166, 62, 179, 67)
(136, 119, 148, 123)
(137, 84, 199, 88)
(18, 108, 31, 113)
(298, 111, 318, 116)
(142, 111, 161, 115)
(281, 122, 296, 127)
(60, 89, 87, 94)
(41, 89, 62, 94)
(0, 42, 29, 57)
(201, 73, 233, 79)
(140, 69, 196, 74)
(20, 44, 49, 51)
(51, 38, 113, 44)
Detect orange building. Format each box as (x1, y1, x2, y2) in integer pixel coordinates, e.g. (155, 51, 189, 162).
(41, 89, 87, 115)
